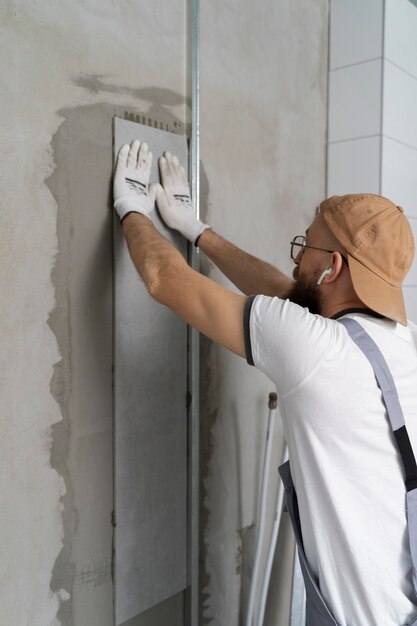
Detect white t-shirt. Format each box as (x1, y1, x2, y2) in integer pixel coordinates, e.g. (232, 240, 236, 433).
(245, 295, 417, 626)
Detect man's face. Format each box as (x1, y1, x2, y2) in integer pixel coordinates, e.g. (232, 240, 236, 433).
(285, 268, 322, 314)
(285, 215, 330, 314)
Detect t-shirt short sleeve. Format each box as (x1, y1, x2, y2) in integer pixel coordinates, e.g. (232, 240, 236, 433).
(244, 295, 335, 396)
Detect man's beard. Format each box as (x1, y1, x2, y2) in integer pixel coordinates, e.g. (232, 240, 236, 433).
(285, 272, 322, 314)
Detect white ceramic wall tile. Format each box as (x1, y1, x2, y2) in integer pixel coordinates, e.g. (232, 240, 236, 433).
(404, 286, 417, 322)
(327, 136, 381, 196)
(330, 0, 383, 70)
(404, 216, 417, 286)
(384, 0, 417, 79)
(383, 61, 417, 149)
(381, 137, 417, 215)
(329, 60, 382, 142)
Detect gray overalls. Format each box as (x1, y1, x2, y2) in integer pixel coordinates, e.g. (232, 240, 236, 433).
(278, 318, 417, 626)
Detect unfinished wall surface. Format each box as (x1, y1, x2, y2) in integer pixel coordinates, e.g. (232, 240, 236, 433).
(0, 2, 187, 625)
(199, 1, 329, 625)
(0, 0, 328, 624)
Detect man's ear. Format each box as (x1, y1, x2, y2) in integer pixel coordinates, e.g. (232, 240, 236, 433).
(326, 252, 344, 282)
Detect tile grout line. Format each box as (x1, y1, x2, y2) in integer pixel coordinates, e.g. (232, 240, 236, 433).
(385, 57, 417, 84)
(383, 135, 417, 154)
(328, 134, 417, 154)
(330, 57, 383, 73)
(329, 134, 381, 145)
(330, 59, 417, 84)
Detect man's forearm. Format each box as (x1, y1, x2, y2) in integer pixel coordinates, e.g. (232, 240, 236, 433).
(197, 229, 293, 297)
(122, 213, 187, 299)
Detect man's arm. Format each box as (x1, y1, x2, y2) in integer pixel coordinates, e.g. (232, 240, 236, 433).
(122, 213, 247, 359)
(197, 228, 293, 297)
(156, 152, 293, 297)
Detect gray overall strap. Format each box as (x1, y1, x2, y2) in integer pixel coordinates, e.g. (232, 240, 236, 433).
(339, 317, 417, 597)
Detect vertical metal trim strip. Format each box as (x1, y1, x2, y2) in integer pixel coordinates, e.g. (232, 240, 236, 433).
(189, 0, 200, 624)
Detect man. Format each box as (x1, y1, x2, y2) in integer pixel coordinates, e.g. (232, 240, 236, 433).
(114, 140, 417, 626)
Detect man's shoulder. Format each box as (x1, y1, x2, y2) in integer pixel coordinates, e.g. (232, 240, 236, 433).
(336, 313, 417, 360)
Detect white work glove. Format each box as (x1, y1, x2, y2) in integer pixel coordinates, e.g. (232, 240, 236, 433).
(156, 151, 210, 244)
(113, 140, 155, 222)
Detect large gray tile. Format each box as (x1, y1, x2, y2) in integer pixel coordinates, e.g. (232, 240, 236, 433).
(121, 592, 184, 626)
(383, 61, 417, 150)
(385, 0, 417, 79)
(330, 0, 383, 70)
(114, 118, 188, 624)
(329, 60, 382, 142)
(327, 136, 381, 196)
(381, 137, 417, 216)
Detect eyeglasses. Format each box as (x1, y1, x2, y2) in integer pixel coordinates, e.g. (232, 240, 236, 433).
(290, 235, 349, 265)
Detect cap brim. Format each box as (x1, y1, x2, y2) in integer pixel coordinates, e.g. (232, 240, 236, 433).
(348, 254, 408, 325)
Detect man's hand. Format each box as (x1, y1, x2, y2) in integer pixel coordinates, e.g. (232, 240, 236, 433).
(114, 140, 155, 222)
(155, 151, 210, 244)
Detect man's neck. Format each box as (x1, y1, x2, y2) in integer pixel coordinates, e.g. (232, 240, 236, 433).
(322, 297, 378, 320)
(330, 307, 384, 320)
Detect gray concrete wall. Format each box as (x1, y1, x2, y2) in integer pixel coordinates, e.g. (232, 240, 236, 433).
(0, 0, 328, 624)
(0, 2, 188, 625)
(199, 1, 329, 624)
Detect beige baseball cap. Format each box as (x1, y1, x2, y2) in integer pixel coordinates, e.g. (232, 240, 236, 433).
(320, 194, 415, 326)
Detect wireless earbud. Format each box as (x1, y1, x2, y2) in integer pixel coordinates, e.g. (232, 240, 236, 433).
(317, 267, 333, 285)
